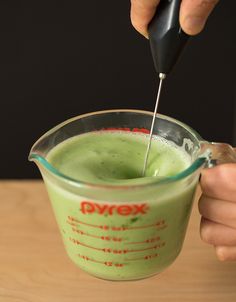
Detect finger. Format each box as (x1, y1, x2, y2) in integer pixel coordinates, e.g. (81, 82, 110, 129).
(180, 0, 219, 35)
(215, 246, 236, 261)
(199, 195, 236, 229)
(130, 0, 160, 38)
(200, 164, 236, 203)
(200, 218, 236, 246)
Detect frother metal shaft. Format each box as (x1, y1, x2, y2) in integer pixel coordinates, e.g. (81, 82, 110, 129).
(142, 73, 166, 176)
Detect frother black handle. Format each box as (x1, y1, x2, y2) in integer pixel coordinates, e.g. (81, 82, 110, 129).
(148, 0, 190, 75)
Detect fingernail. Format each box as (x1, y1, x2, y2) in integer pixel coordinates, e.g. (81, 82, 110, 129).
(183, 16, 205, 35)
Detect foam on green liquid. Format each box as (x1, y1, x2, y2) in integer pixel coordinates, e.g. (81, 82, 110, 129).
(46, 130, 190, 184)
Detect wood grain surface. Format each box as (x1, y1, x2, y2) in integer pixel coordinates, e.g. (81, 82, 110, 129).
(0, 180, 235, 302)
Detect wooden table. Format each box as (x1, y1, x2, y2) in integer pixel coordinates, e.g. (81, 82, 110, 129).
(0, 181, 236, 302)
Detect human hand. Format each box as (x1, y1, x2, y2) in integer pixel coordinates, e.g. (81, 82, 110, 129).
(130, 0, 219, 38)
(199, 163, 236, 261)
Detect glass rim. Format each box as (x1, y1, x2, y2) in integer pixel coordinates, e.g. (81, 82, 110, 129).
(29, 109, 207, 190)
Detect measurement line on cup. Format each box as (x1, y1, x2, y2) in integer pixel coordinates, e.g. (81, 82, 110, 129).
(67, 217, 109, 230)
(125, 236, 160, 245)
(78, 254, 124, 267)
(127, 242, 165, 253)
(125, 253, 159, 261)
(67, 216, 167, 231)
(69, 237, 165, 253)
(69, 238, 102, 251)
(126, 221, 166, 230)
(69, 237, 128, 253)
(72, 227, 122, 242)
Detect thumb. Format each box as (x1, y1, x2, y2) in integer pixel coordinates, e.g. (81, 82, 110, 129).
(180, 0, 219, 35)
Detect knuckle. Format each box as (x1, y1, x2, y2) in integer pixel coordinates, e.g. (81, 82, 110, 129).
(200, 171, 215, 194)
(215, 164, 230, 179)
(214, 165, 235, 190)
(201, 165, 231, 195)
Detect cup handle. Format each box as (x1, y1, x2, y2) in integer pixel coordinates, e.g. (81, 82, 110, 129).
(200, 141, 236, 167)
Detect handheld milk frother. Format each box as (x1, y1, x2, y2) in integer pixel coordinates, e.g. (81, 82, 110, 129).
(142, 0, 190, 175)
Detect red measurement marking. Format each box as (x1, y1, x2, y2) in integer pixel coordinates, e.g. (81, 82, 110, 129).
(68, 216, 167, 232)
(126, 220, 166, 230)
(67, 221, 78, 227)
(67, 217, 109, 230)
(101, 127, 150, 134)
(132, 128, 150, 134)
(102, 127, 131, 132)
(69, 238, 102, 251)
(72, 228, 100, 239)
(69, 237, 165, 253)
(111, 226, 127, 231)
(72, 228, 122, 242)
(78, 254, 124, 267)
(68, 216, 78, 222)
(128, 245, 160, 253)
(126, 236, 160, 245)
(126, 253, 158, 261)
(69, 237, 128, 253)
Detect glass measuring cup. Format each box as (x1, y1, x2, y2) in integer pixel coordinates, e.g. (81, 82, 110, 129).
(29, 109, 236, 281)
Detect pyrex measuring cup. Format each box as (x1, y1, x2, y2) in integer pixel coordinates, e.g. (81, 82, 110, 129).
(29, 109, 236, 281)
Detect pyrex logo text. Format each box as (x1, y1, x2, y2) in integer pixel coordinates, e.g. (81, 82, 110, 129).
(80, 201, 149, 216)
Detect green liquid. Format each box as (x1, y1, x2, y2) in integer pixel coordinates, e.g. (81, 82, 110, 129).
(47, 131, 189, 185)
(43, 131, 197, 280)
